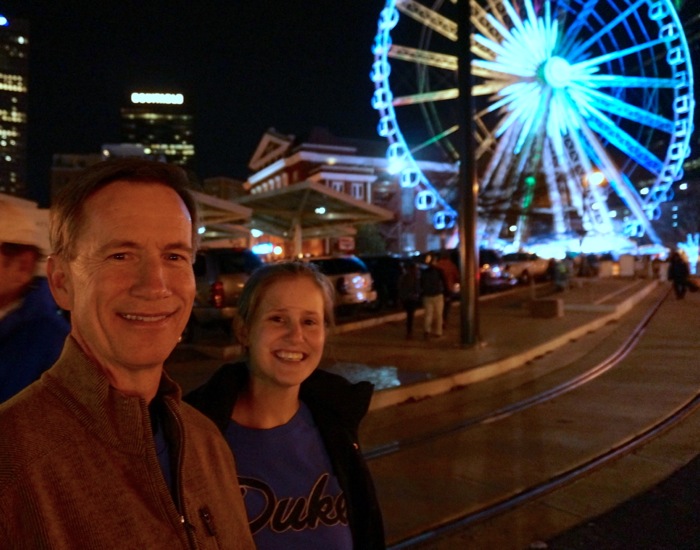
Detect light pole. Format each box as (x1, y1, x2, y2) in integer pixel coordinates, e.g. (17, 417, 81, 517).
(457, 0, 479, 347)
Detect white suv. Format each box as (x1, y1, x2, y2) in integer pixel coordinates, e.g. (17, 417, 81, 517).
(308, 256, 378, 313)
(501, 252, 550, 284)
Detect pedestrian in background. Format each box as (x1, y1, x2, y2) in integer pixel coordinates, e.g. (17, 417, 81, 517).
(398, 260, 422, 339)
(435, 251, 459, 329)
(0, 200, 69, 403)
(0, 159, 254, 549)
(667, 251, 692, 299)
(421, 254, 445, 339)
(186, 261, 385, 549)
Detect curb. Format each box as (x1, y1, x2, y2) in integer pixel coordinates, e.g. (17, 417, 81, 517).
(368, 281, 659, 411)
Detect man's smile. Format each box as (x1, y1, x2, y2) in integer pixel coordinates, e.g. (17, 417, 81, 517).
(120, 312, 173, 323)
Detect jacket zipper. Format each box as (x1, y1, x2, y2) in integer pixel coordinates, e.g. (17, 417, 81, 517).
(166, 399, 199, 549)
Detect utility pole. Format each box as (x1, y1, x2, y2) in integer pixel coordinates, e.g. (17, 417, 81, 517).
(457, 0, 479, 347)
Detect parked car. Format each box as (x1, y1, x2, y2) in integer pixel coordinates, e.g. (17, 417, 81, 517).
(501, 251, 550, 284)
(360, 254, 407, 310)
(184, 247, 264, 340)
(479, 248, 518, 292)
(308, 255, 378, 314)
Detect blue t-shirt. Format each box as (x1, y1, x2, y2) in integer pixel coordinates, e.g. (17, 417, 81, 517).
(150, 402, 174, 499)
(225, 402, 353, 550)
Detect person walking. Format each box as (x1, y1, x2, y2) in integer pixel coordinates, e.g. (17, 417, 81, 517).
(421, 254, 445, 339)
(435, 251, 459, 329)
(186, 261, 385, 550)
(0, 201, 70, 403)
(0, 159, 254, 549)
(397, 261, 422, 339)
(667, 251, 691, 299)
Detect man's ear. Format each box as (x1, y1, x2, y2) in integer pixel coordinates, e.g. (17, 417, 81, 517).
(47, 255, 73, 311)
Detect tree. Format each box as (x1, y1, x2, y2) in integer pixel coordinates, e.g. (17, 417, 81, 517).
(355, 224, 387, 255)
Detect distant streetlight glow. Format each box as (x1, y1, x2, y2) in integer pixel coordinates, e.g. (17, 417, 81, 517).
(252, 242, 274, 255)
(588, 171, 606, 187)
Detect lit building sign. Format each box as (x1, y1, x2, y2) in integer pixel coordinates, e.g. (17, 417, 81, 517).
(130, 92, 184, 105)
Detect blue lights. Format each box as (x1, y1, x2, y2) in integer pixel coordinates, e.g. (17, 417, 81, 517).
(0, 15, 8, 27)
(371, 0, 695, 248)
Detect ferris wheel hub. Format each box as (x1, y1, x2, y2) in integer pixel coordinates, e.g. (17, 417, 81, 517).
(541, 56, 572, 89)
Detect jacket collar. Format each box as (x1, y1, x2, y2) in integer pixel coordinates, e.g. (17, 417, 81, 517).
(43, 337, 181, 455)
(184, 362, 374, 433)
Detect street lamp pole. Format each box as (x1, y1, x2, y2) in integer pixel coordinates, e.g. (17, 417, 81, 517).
(457, 0, 479, 346)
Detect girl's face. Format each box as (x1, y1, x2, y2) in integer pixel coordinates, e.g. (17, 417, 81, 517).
(241, 275, 326, 392)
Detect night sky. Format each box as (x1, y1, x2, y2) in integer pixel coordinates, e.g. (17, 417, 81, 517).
(2, 1, 387, 205)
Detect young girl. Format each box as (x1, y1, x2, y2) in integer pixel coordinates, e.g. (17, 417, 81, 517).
(186, 261, 385, 549)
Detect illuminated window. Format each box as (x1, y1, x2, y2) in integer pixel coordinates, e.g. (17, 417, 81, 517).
(351, 182, 364, 200)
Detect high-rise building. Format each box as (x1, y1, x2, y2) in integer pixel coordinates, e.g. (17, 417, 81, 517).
(0, 15, 29, 197)
(120, 91, 195, 169)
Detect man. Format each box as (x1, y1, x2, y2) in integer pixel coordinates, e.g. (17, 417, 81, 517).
(420, 254, 445, 339)
(0, 200, 70, 403)
(0, 159, 254, 549)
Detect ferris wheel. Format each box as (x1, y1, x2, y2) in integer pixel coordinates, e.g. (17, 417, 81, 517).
(370, 0, 695, 248)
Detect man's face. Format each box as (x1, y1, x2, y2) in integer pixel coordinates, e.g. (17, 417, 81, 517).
(49, 181, 195, 379)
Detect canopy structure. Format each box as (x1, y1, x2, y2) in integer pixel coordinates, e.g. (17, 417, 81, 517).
(235, 181, 394, 255)
(192, 190, 252, 243)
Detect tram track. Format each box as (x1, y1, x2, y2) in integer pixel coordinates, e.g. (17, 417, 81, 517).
(390, 391, 700, 549)
(365, 285, 670, 462)
(362, 286, 700, 549)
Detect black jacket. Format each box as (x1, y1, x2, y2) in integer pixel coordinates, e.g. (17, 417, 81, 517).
(184, 364, 386, 549)
(420, 265, 445, 297)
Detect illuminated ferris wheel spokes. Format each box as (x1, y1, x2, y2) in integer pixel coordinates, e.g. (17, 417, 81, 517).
(472, 0, 677, 241)
(371, 0, 694, 246)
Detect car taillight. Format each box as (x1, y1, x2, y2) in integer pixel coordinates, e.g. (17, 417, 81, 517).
(336, 277, 348, 295)
(210, 281, 225, 308)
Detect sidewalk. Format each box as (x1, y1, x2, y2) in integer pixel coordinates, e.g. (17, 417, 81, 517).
(322, 277, 658, 410)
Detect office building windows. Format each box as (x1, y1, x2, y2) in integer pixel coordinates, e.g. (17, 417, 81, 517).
(0, 15, 29, 197)
(120, 92, 195, 169)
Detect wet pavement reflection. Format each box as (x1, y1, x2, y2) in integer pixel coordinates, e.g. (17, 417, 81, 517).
(323, 362, 434, 390)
